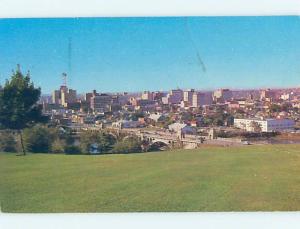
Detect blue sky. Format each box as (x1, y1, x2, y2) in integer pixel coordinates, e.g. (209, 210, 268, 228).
(0, 16, 299, 94)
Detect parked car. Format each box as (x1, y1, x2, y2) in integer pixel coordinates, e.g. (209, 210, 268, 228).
(242, 141, 251, 145)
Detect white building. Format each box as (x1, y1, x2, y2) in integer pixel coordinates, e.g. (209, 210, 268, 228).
(192, 92, 205, 107)
(112, 120, 144, 129)
(183, 89, 195, 105)
(148, 113, 166, 122)
(280, 93, 292, 101)
(234, 118, 295, 132)
(168, 123, 197, 135)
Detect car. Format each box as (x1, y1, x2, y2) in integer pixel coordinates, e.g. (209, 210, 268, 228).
(242, 141, 251, 145)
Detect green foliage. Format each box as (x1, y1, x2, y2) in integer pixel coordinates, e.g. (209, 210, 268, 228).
(269, 104, 281, 113)
(23, 125, 56, 153)
(0, 66, 48, 155)
(0, 131, 17, 152)
(268, 103, 292, 113)
(64, 145, 81, 155)
(202, 110, 231, 127)
(51, 139, 66, 154)
(202, 117, 213, 126)
(111, 136, 142, 154)
(0, 66, 47, 130)
(57, 128, 75, 145)
(80, 131, 116, 154)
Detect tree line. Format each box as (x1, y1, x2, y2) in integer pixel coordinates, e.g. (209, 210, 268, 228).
(0, 125, 144, 154)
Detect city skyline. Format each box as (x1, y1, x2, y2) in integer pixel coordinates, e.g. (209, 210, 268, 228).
(44, 85, 300, 96)
(1, 16, 300, 94)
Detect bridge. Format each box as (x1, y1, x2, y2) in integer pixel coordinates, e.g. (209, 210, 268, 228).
(66, 125, 242, 148)
(124, 129, 204, 149)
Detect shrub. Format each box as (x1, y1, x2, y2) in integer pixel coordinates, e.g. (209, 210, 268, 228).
(111, 137, 142, 154)
(51, 139, 65, 154)
(80, 131, 116, 154)
(0, 131, 17, 152)
(64, 145, 81, 155)
(23, 125, 56, 153)
(58, 128, 75, 145)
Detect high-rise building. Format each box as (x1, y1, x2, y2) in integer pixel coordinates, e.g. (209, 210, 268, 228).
(85, 90, 98, 105)
(141, 91, 153, 100)
(260, 89, 275, 101)
(153, 91, 164, 101)
(52, 90, 61, 104)
(61, 88, 77, 107)
(168, 89, 183, 104)
(52, 86, 77, 107)
(192, 92, 205, 107)
(213, 89, 232, 102)
(183, 89, 195, 105)
(67, 89, 77, 103)
(91, 94, 112, 113)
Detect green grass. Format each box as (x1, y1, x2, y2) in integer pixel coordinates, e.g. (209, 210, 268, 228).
(1, 144, 300, 212)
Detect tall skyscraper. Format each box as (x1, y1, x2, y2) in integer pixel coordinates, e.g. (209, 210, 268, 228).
(183, 89, 195, 106)
(168, 89, 183, 104)
(213, 89, 232, 102)
(91, 94, 113, 113)
(192, 92, 205, 107)
(52, 90, 61, 104)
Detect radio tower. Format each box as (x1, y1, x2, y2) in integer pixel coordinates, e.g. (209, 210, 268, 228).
(68, 37, 72, 77)
(62, 72, 67, 87)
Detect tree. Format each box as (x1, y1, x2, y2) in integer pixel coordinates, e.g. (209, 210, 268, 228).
(80, 131, 116, 154)
(269, 104, 281, 113)
(64, 145, 82, 155)
(23, 125, 55, 153)
(0, 131, 17, 152)
(51, 139, 66, 154)
(111, 136, 142, 154)
(0, 65, 47, 155)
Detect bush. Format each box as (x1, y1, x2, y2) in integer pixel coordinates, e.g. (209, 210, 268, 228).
(80, 131, 116, 154)
(0, 131, 17, 152)
(58, 128, 75, 145)
(51, 139, 65, 154)
(64, 145, 81, 155)
(111, 137, 142, 154)
(23, 125, 56, 153)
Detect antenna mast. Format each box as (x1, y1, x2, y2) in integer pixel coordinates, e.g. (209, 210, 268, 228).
(62, 72, 67, 87)
(68, 37, 72, 75)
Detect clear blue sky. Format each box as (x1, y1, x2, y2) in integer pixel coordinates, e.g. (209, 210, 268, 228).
(0, 16, 299, 94)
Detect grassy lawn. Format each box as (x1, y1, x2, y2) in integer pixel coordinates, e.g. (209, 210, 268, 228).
(1, 144, 300, 212)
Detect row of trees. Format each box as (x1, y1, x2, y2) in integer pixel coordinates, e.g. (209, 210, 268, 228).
(0, 125, 144, 154)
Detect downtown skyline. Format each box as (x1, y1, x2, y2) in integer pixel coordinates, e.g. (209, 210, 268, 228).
(1, 16, 300, 94)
